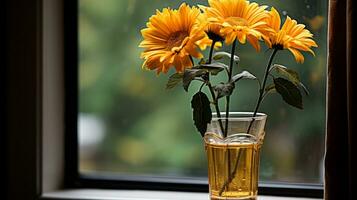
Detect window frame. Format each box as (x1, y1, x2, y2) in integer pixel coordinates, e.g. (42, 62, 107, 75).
(65, 0, 324, 198)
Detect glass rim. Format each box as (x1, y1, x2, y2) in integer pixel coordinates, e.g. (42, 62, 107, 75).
(212, 112, 267, 121)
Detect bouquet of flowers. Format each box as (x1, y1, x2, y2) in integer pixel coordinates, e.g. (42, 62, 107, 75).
(139, 0, 317, 138)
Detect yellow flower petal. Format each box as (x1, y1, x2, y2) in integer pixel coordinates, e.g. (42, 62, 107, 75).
(288, 48, 305, 63)
(247, 35, 261, 51)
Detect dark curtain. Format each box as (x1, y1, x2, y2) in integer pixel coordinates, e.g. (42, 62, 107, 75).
(325, 0, 356, 199)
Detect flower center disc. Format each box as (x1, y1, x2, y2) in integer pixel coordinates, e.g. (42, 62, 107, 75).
(167, 31, 188, 50)
(226, 17, 248, 27)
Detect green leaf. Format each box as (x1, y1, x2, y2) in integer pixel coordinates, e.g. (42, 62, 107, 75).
(166, 73, 183, 89)
(231, 71, 256, 83)
(264, 83, 276, 94)
(272, 64, 300, 85)
(213, 51, 240, 63)
(274, 78, 303, 109)
(213, 83, 235, 99)
(272, 64, 309, 96)
(191, 92, 212, 137)
(183, 69, 207, 92)
(198, 62, 229, 75)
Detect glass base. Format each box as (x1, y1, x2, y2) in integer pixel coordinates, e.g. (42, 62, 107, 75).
(210, 195, 257, 200)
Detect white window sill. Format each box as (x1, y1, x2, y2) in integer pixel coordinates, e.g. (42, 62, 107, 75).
(41, 189, 321, 200)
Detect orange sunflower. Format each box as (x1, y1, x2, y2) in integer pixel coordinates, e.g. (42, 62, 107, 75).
(139, 3, 205, 74)
(263, 7, 318, 63)
(199, 0, 270, 51)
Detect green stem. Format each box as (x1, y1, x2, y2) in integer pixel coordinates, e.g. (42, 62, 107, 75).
(199, 82, 205, 92)
(207, 40, 225, 136)
(228, 40, 237, 80)
(208, 86, 224, 137)
(247, 48, 279, 133)
(224, 39, 237, 138)
(208, 41, 216, 64)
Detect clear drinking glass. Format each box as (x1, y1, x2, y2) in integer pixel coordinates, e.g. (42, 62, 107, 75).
(204, 112, 267, 200)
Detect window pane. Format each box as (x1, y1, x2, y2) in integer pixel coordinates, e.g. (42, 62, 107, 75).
(79, 0, 327, 184)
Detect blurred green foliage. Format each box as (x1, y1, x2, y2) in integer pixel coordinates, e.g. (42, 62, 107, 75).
(79, 0, 327, 183)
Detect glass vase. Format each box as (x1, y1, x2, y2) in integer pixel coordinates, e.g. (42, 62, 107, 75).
(204, 112, 267, 200)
